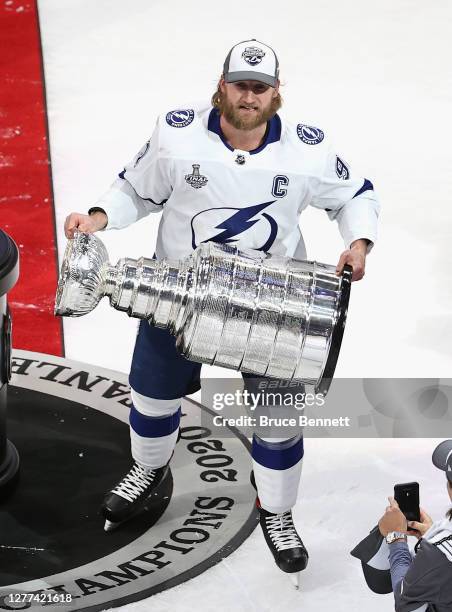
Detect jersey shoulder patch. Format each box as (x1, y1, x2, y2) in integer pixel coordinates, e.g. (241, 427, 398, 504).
(296, 123, 325, 145)
(165, 108, 195, 128)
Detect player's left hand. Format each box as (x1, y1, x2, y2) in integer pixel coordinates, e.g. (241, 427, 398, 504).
(378, 497, 408, 537)
(336, 239, 368, 281)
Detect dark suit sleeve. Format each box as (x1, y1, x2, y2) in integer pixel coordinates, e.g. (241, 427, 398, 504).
(393, 540, 452, 612)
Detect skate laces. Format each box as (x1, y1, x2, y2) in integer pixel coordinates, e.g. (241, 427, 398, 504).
(112, 463, 156, 503)
(265, 511, 302, 551)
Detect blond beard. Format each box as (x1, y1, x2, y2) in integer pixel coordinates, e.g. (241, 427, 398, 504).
(217, 91, 281, 131)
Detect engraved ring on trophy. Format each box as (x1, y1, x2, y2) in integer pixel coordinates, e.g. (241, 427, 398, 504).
(55, 232, 352, 395)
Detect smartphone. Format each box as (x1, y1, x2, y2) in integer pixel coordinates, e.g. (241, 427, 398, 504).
(394, 482, 420, 524)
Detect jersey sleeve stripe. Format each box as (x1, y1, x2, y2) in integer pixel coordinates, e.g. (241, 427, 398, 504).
(118, 170, 167, 206)
(352, 178, 374, 199)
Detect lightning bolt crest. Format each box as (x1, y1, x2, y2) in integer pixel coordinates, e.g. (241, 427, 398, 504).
(208, 201, 275, 244)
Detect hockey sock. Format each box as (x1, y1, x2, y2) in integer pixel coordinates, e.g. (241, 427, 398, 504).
(129, 388, 181, 469)
(252, 433, 304, 514)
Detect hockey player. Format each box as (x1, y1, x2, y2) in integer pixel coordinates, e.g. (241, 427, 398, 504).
(64, 39, 379, 587)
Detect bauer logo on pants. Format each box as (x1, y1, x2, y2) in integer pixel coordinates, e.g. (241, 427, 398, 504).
(0, 351, 258, 612)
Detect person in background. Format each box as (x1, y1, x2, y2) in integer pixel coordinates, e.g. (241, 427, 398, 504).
(378, 440, 452, 612)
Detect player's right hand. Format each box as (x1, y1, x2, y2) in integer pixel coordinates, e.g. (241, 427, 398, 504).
(64, 211, 108, 239)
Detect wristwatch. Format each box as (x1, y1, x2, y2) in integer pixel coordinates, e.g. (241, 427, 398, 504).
(386, 531, 407, 544)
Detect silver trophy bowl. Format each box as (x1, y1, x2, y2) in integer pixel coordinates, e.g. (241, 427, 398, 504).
(55, 232, 352, 395)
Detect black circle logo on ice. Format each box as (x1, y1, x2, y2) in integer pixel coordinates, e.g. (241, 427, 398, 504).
(166, 109, 195, 128)
(241, 46, 265, 66)
(0, 350, 258, 611)
(296, 124, 325, 145)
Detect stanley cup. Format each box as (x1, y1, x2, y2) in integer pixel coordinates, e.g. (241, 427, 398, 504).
(55, 232, 352, 395)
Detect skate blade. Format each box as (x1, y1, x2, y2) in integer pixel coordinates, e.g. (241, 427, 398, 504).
(104, 519, 121, 532)
(289, 572, 301, 590)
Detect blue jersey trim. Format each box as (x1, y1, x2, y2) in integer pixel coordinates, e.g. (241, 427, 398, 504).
(129, 405, 181, 438)
(118, 171, 167, 206)
(143, 197, 167, 206)
(353, 178, 374, 199)
(207, 108, 281, 154)
(252, 434, 304, 470)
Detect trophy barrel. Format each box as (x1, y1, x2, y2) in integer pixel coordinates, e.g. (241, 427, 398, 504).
(173, 243, 351, 394)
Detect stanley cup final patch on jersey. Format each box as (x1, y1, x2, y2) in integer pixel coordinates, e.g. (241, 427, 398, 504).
(185, 164, 208, 189)
(335, 156, 350, 179)
(296, 124, 325, 145)
(166, 109, 195, 128)
(242, 46, 265, 65)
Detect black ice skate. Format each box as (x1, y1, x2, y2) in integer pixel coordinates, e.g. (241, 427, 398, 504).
(102, 462, 169, 532)
(251, 471, 308, 589)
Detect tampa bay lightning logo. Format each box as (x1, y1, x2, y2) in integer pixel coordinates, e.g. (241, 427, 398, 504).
(191, 201, 278, 252)
(242, 46, 265, 65)
(296, 124, 324, 145)
(166, 109, 195, 128)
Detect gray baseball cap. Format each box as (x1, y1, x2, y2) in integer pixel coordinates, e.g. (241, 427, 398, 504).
(432, 440, 452, 483)
(223, 39, 279, 88)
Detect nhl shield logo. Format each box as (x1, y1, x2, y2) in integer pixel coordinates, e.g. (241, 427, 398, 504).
(185, 164, 208, 189)
(242, 46, 265, 66)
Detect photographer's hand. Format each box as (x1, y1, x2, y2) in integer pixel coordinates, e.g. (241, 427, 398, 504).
(407, 508, 433, 539)
(378, 497, 408, 537)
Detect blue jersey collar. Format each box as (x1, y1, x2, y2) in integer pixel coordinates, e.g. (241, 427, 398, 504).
(207, 108, 281, 154)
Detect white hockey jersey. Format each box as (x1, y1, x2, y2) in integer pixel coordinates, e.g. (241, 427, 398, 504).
(93, 103, 379, 261)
